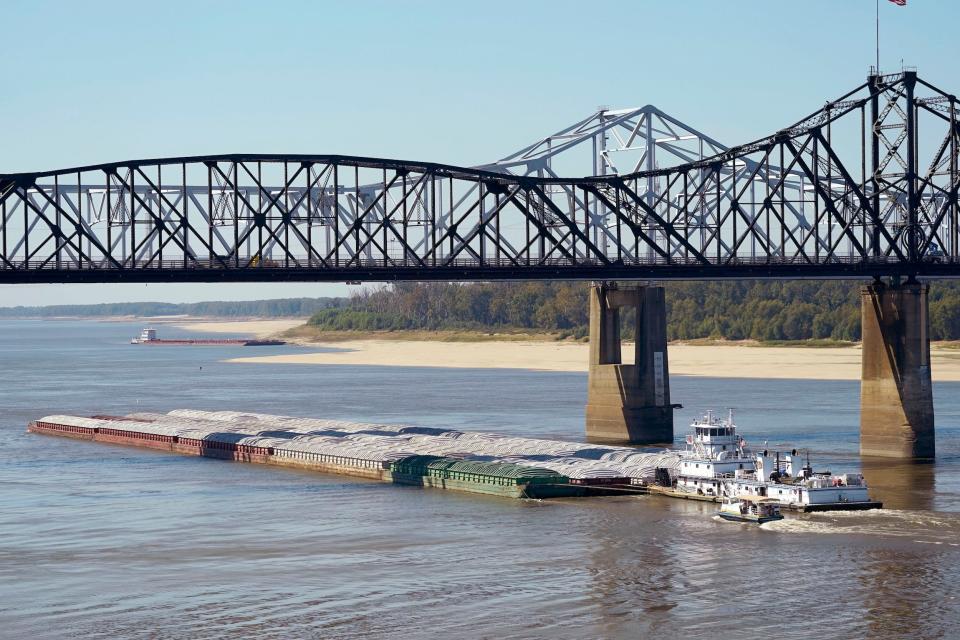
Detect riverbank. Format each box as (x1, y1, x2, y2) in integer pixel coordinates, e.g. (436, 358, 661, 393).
(155, 319, 960, 381)
(170, 318, 306, 338)
(221, 337, 960, 381)
(282, 325, 566, 343)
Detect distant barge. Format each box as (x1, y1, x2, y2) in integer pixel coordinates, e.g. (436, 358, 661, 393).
(131, 328, 285, 347)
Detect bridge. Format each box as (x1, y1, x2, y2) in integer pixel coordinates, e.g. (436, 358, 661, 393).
(1, 72, 958, 283)
(2, 71, 955, 459)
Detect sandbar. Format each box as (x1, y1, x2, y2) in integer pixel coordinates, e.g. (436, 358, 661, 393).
(224, 338, 960, 381)
(172, 319, 306, 338)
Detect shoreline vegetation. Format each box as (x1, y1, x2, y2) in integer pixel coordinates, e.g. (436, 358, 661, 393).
(280, 324, 865, 347)
(297, 280, 960, 343)
(9, 279, 960, 379)
(12, 278, 960, 342)
(0, 297, 339, 319)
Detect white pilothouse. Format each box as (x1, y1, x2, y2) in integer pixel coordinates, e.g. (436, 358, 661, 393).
(672, 410, 881, 511)
(131, 328, 157, 344)
(675, 409, 752, 498)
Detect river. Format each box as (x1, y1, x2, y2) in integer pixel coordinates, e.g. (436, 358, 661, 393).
(1, 319, 958, 639)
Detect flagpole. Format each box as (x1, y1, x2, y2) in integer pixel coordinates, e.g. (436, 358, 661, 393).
(876, 0, 880, 73)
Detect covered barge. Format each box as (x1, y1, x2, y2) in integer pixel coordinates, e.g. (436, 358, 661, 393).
(27, 409, 882, 510)
(28, 415, 599, 499)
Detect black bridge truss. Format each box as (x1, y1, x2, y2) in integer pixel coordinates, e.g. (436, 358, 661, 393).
(2, 72, 959, 284)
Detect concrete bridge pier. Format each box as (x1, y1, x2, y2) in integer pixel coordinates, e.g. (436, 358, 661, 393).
(860, 280, 935, 458)
(585, 283, 674, 444)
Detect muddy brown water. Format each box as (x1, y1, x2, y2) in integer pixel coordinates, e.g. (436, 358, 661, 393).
(1, 320, 958, 639)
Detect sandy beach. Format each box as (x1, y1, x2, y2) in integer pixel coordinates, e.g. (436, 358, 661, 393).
(168, 319, 960, 381)
(172, 319, 306, 338)
(213, 332, 960, 382)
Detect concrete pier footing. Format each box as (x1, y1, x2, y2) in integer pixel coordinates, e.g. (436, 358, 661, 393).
(585, 283, 674, 444)
(860, 281, 935, 458)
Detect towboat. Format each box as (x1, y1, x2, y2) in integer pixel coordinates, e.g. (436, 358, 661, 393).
(717, 496, 783, 524)
(674, 409, 754, 499)
(131, 327, 158, 344)
(667, 410, 882, 511)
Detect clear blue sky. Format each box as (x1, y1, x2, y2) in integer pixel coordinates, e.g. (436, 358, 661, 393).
(1, 0, 955, 307)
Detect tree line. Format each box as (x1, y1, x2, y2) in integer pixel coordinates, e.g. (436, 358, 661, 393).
(306, 281, 960, 342)
(0, 297, 342, 319)
(9, 281, 960, 341)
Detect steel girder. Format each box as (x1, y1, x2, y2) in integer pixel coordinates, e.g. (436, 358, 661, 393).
(1, 71, 958, 284)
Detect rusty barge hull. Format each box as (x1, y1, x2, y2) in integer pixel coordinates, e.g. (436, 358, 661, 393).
(132, 339, 285, 346)
(27, 420, 582, 500)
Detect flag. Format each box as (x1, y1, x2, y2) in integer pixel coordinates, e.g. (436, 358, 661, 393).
(889, 0, 906, 5)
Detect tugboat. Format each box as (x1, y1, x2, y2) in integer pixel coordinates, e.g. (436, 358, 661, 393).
(674, 409, 754, 499)
(131, 327, 158, 344)
(718, 496, 783, 524)
(665, 410, 882, 512)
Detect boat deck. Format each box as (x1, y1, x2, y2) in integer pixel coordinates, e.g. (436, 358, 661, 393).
(647, 485, 883, 512)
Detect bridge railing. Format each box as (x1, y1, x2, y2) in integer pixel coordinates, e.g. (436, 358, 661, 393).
(0, 253, 954, 276)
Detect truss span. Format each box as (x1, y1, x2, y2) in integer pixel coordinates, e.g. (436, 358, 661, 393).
(1, 71, 959, 284)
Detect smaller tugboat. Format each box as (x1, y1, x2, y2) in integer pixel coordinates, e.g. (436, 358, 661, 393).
(717, 496, 784, 524)
(130, 327, 285, 347)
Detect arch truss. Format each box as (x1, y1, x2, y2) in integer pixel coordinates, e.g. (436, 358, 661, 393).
(1, 71, 958, 283)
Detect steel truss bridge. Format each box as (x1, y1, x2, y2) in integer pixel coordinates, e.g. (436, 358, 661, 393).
(2, 71, 959, 284)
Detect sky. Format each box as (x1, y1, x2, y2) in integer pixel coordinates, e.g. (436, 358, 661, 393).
(1, 0, 956, 307)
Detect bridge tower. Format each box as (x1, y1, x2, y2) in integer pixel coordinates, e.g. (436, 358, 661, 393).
(585, 282, 674, 444)
(860, 279, 935, 458)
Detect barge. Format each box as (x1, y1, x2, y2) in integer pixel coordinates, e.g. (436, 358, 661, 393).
(130, 328, 285, 347)
(28, 415, 587, 499)
(27, 409, 883, 510)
